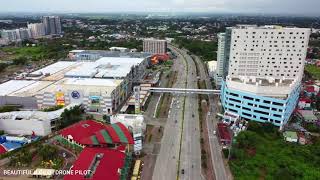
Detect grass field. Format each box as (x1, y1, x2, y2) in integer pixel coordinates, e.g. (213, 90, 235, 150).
(1, 46, 46, 61)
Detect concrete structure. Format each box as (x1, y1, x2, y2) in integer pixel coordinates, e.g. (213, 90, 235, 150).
(0, 104, 77, 136)
(109, 47, 129, 52)
(219, 25, 310, 127)
(0, 38, 9, 45)
(1, 28, 32, 42)
(298, 97, 312, 109)
(28, 23, 46, 38)
(68, 50, 151, 61)
(149, 87, 220, 94)
(221, 77, 301, 126)
(110, 114, 145, 134)
(15, 28, 31, 41)
(143, 39, 167, 54)
(283, 131, 298, 143)
(215, 32, 231, 87)
(296, 110, 318, 123)
(207, 60, 217, 78)
(42, 16, 62, 35)
(1, 29, 18, 42)
(228, 25, 309, 79)
(0, 54, 149, 115)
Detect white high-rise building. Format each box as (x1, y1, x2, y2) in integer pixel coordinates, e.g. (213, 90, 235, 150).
(215, 31, 231, 88)
(227, 25, 309, 79)
(28, 23, 46, 38)
(143, 39, 167, 54)
(219, 25, 310, 127)
(1, 30, 18, 42)
(15, 28, 31, 41)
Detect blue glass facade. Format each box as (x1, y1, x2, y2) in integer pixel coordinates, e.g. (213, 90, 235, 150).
(221, 81, 300, 126)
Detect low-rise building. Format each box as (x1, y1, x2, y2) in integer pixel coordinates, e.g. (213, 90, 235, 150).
(296, 110, 318, 123)
(110, 114, 145, 134)
(0, 104, 77, 136)
(283, 131, 298, 143)
(298, 97, 312, 109)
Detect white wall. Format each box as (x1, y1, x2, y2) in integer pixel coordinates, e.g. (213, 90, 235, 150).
(0, 119, 52, 136)
(228, 26, 310, 79)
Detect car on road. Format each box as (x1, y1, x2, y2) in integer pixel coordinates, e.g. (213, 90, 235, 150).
(192, 114, 195, 118)
(213, 130, 216, 135)
(181, 169, 185, 174)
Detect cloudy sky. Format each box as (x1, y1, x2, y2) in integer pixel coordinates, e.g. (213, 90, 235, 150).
(1, 0, 320, 15)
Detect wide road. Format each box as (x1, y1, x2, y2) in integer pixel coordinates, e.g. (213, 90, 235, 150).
(176, 47, 203, 180)
(152, 45, 188, 180)
(192, 55, 232, 180)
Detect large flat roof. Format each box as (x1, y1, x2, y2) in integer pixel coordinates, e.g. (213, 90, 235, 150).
(60, 78, 122, 87)
(9, 81, 54, 97)
(65, 57, 144, 78)
(0, 80, 37, 96)
(30, 61, 77, 76)
(39, 78, 123, 96)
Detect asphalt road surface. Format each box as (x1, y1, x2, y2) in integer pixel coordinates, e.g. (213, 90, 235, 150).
(192, 55, 232, 180)
(152, 45, 203, 180)
(153, 45, 231, 180)
(152, 45, 188, 180)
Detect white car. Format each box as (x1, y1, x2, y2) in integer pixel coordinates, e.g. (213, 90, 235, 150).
(213, 130, 216, 135)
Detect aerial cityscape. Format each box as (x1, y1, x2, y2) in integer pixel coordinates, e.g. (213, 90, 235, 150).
(0, 0, 320, 180)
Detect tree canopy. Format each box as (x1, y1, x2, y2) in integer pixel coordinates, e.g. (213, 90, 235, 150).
(230, 122, 320, 179)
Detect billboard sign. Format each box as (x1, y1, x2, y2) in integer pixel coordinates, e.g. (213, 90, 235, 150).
(69, 90, 83, 104)
(55, 92, 65, 106)
(134, 86, 140, 114)
(88, 95, 101, 112)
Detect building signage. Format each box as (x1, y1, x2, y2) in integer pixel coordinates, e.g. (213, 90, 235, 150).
(71, 91, 81, 99)
(55, 92, 65, 106)
(134, 86, 141, 114)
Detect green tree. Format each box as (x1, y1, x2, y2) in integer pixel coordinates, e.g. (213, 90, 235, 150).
(60, 105, 84, 128)
(236, 131, 259, 149)
(0, 63, 7, 73)
(39, 145, 58, 161)
(274, 168, 296, 180)
(103, 115, 110, 124)
(12, 57, 28, 65)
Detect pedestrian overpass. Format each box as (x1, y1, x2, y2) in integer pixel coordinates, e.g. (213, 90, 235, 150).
(149, 87, 221, 95)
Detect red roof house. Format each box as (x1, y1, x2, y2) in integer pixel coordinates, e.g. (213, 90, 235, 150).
(59, 120, 134, 146)
(217, 123, 231, 145)
(305, 86, 316, 93)
(299, 97, 312, 103)
(64, 147, 126, 180)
